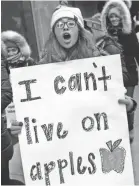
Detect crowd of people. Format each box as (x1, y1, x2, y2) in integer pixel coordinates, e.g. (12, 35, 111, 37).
(1, 0, 139, 185)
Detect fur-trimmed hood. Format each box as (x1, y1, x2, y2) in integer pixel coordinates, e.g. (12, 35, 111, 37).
(1, 41, 8, 59)
(123, 0, 132, 9)
(1, 30, 31, 58)
(101, 0, 132, 35)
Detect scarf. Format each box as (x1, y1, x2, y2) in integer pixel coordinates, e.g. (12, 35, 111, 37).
(107, 22, 123, 40)
(6, 52, 26, 68)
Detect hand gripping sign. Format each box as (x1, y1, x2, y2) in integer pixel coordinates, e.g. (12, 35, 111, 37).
(10, 55, 134, 186)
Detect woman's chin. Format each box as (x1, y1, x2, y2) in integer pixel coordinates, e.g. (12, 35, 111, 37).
(62, 40, 72, 49)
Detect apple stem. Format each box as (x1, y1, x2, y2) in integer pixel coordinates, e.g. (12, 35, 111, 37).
(106, 141, 112, 152)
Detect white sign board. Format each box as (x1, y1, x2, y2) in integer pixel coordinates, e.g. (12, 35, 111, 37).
(10, 55, 134, 185)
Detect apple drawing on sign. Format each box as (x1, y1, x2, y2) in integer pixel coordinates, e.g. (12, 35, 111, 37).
(99, 139, 126, 174)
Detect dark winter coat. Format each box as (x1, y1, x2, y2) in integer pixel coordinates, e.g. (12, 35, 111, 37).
(117, 32, 139, 86)
(96, 36, 130, 87)
(84, 13, 130, 87)
(101, 0, 139, 87)
(1, 59, 13, 160)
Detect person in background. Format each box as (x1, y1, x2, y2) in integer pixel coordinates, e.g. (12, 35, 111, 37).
(1, 30, 35, 74)
(2, 30, 35, 140)
(84, 2, 130, 88)
(1, 41, 24, 185)
(1, 30, 35, 185)
(101, 0, 139, 143)
(101, 0, 139, 96)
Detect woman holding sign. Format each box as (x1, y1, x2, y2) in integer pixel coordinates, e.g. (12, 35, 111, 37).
(38, 5, 136, 142)
(10, 6, 137, 142)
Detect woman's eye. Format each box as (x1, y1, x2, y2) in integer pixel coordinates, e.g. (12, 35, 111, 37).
(56, 22, 63, 28)
(68, 22, 75, 27)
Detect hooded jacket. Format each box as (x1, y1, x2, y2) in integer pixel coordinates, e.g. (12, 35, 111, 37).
(84, 12, 130, 87)
(1, 30, 35, 71)
(101, 0, 139, 86)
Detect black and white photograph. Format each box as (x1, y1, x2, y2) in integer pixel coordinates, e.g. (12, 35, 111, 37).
(1, 0, 139, 185)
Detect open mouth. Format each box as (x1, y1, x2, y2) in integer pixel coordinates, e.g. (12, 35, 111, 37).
(63, 33, 71, 40)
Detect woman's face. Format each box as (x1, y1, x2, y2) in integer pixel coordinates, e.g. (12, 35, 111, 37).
(108, 8, 121, 27)
(54, 17, 79, 49)
(7, 47, 18, 57)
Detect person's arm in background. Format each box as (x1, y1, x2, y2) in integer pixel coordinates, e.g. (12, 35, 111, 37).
(119, 95, 137, 134)
(104, 42, 130, 87)
(1, 60, 12, 112)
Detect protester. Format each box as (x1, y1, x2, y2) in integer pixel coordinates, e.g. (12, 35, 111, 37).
(1, 31, 35, 185)
(101, 0, 139, 98)
(84, 3, 130, 88)
(39, 6, 103, 63)
(38, 5, 136, 142)
(101, 0, 139, 143)
(1, 30, 35, 138)
(1, 41, 24, 185)
(1, 30, 35, 74)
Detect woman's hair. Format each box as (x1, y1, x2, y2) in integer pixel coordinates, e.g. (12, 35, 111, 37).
(40, 23, 100, 64)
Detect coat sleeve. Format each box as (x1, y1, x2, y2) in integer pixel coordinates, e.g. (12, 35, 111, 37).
(104, 44, 130, 86)
(1, 60, 12, 112)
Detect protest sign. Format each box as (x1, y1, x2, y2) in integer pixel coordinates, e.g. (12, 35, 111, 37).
(10, 55, 134, 185)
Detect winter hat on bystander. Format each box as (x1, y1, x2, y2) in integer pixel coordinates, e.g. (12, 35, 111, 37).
(1, 30, 31, 59)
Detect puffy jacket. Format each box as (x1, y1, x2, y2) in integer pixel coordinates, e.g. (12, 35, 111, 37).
(96, 36, 130, 87)
(101, 0, 139, 86)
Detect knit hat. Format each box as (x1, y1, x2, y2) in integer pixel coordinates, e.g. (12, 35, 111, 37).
(51, 6, 84, 29)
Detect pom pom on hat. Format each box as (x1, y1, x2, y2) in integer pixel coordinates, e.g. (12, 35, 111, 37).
(51, 6, 84, 29)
